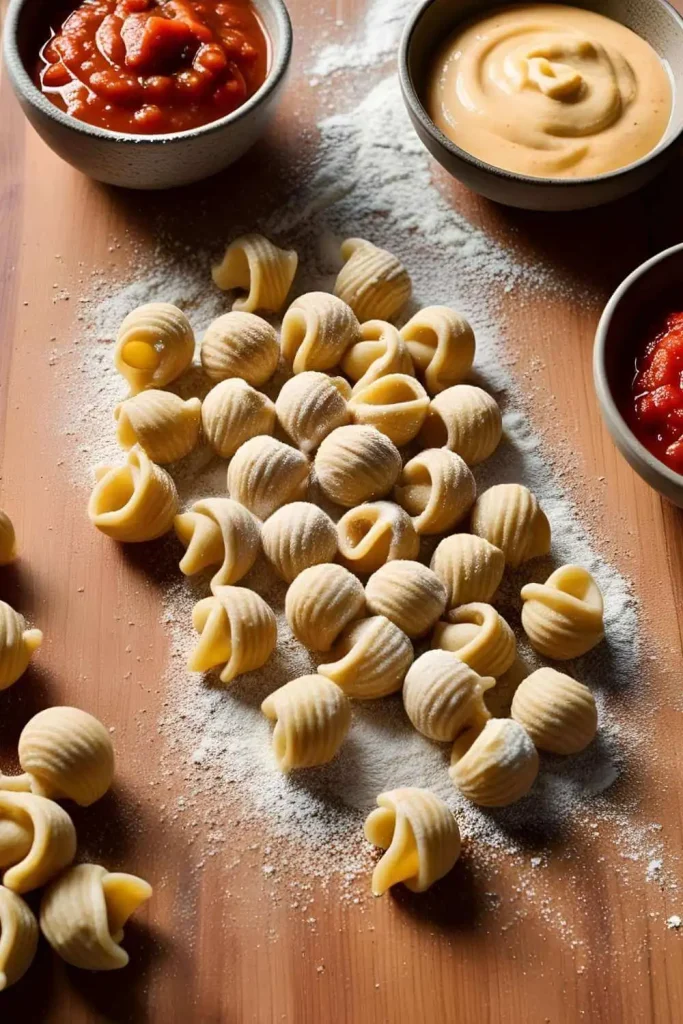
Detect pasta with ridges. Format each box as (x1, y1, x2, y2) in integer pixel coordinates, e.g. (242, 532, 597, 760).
(201, 311, 279, 386)
(334, 239, 412, 322)
(212, 233, 298, 313)
(403, 650, 494, 742)
(261, 675, 351, 771)
(336, 501, 419, 574)
(114, 390, 201, 464)
(286, 563, 366, 651)
(114, 302, 194, 395)
(400, 306, 475, 394)
(520, 565, 604, 659)
(0, 886, 38, 991)
(394, 448, 475, 535)
(281, 293, 360, 373)
(202, 379, 276, 458)
(449, 719, 539, 807)
(227, 436, 310, 520)
(174, 497, 261, 591)
(511, 667, 598, 754)
(365, 560, 447, 639)
(432, 602, 517, 678)
(420, 384, 502, 465)
(0, 603, 42, 691)
(261, 502, 338, 583)
(188, 586, 277, 683)
(276, 372, 351, 453)
(341, 320, 413, 393)
(315, 425, 402, 508)
(430, 534, 505, 609)
(471, 483, 551, 568)
(318, 616, 413, 699)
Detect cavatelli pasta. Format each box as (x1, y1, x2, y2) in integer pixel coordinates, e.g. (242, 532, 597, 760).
(520, 565, 604, 660)
(336, 501, 419, 575)
(420, 385, 502, 466)
(318, 615, 413, 699)
(114, 390, 201, 464)
(200, 311, 279, 385)
(114, 302, 194, 395)
(285, 563, 365, 651)
(511, 667, 598, 754)
(88, 447, 178, 543)
(0, 603, 41, 691)
(341, 320, 413, 393)
(393, 448, 476, 535)
(188, 586, 277, 683)
(0, 512, 16, 565)
(348, 373, 429, 446)
(365, 560, 447, 639)
(212, 233, 298, 313)
(174, 497, 261, 590)
(0, 887, 38, 991)
(202, 378, 276, 458)
(403, 650, 494, 743)
(281, 293, 360, 373)
(227, 436, 310, 520)
(432, 603, 516, 678)
(0, 792, 77, 894)
(449, 719, 539, 807)
(261, 502, 338, 583)
(471, 483, 551, 569)
(400, 306, 475, 394)
(334, 239, 412, 322)
(261, 675, 351, 771)
(430, 534, 505, 609)
(314, 425, 402, 508)
(276, 372, 351, 453)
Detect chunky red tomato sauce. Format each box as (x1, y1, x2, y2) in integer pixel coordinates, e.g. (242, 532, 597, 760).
(34, 0, 269, 135)
(625, 308, 683, 474)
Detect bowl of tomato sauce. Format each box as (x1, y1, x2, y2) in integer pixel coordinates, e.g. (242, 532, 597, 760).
(594, 242, 683, 507)
(3, 0, 291, 189)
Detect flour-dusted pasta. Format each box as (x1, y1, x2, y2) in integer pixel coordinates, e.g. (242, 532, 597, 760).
(261, 502, 338, 583)
(0, 512, 16, 566)
(88, 447, 179, 543)
(340, 320, 414, 393)
(261, 675, 351, 771)
(315, 425, 402, 508)
(393, 449, 476, 535)
(281, 293, 360, 373)
(400, 306, 475, 394)
(432, 603, 516, 678)
(114, 302, 195, 395)
(227, 436, 310, 520)
(403, 650, 494, 743)
(336, 501, 419, 575)
(471, 483, 551, 569)
(520, 565, 605, 660)
(511, 668, 598, 754)
(334, 238, 412, 322)
(318, 616, 413, 699)
(430, 534, 505, 609)
(348, 373, 429, 446)
(365, 560, 447, 639)
(174, 498, 261, 591)
(114, 390, 201, 464)
(201, 311, 279, 386)
(188, 586, 277, 684)
(202, 378, 276, 458)
(0, 603, 41, 691)
(40, 863, 152, 971)
(286, 563, 365, 651)
(420, 385, 503, 465)
(0, 887, 38, 991)
(0, 792, 76, 894)
(364, 788, 461, 895)
(212, 233, 298, 313)
(276, 372, 351, 453)
(449, 719, 539, 807)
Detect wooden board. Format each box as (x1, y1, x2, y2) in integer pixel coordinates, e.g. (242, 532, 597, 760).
(1, 1, 683, 1020)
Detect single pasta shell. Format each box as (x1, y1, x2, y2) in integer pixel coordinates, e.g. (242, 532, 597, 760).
(341, 320, 414, 393)
(285, 563, 366, 651)
(0, 511, 16, 566)
(449, 719, 539, 807)
(400, 305, 475, 394)
(394, 448, 476, 535)
(365, 560, 447, 639)
(275, 372, 352, 453)
(202, 378, 276, 458)
(88, 447, 179, 543)
(520, 564, 604, 660)
(315, 425, 402, 508)
(0, 886, 38, 991)
(432, 602, 516, 678)
(336, 501, 419, 575)
(281, 292, 360, 373)
(420, 385, 502, 465)
(511, 667, 598, 755)
(261, 502, 338, 583)
(211, 233, 298, 313)
(0, 602, 42, 691)
(334, 238, 412, 322)
(261, 675, 351, 771)
(318, 615, 414, 699)
(403, 649, 494, 742)
(348, 373, 429, 446)
(227, 436, 310, 521)
(114, 302, 194, 395)
(114, 390, 201, 464)
(201, 311, 279, 385)
(188, 586, 277, 684)
(430, 534, 505, 609)
(174, 497, 261, 590)
(470, 483, 551, 569)
(0, 792, 77, 893)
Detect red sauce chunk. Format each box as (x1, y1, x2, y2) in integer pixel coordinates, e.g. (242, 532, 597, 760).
(626, 309, 683, 474)
(34, 0, 270, 135)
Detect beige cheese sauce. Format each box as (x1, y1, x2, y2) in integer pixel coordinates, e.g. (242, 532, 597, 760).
(427, 4, 672, 179)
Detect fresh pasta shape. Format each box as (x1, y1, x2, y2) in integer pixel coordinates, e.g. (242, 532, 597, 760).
(212, 233, 298, 313)
(275, 372, 351, 453)
(318, 616, 413, 699)
(114, 302, 194, 395)
(0, 511, 16, 565)
(364, 788, 461, 896)
(202, 378, 276, 458)
(261, 675, 351, 771)
(402, 650, 494, 742)
(432, 603, 516, 678)
(340, 320, 413, 393)
(0, 603, 41, 691)
(511, 668, 598, 754)
(281, 292, 360, 373)
(365, 560, 447, 639)
(114, 390, 201, 464)
(188, 586, 277, 684)
(0, 887, 38, 991)
(348, 373, 429, 446)
(88, 447, 178, 543)
(471, 483, 551, 569)
(449, 719, 539, 807)
(174, 498, 261, 591)
(0, 792, 76, 894)
(227, 436, 310, 520)
(200, 311, 279, 385)
(420, 385, 502, 465)
(285, 563, 365, 651)
(334, 238, 412, 322)
(40, 863, 152, 971)
(430, 534, 505, 609)
(314, 425, 401, 508)
(400, 306, 475, 394)
(261, 502, 338, 583)
(394, 449, 476, 535)
(336, 501, 419, 575)
(520, 565, 604, 660)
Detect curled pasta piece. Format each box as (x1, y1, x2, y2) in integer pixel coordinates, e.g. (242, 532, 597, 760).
(511, 667, 598, 755)
(0, 792, 76, 894)
(449, 719, 539, 807)
(276, 372, 351, 453)
(432, 603, 516, 678)
(88, 448, 178, 543)
(520, 565, 604, 660)
(394, 449, 476, 535)
(420, 385, 502, 465)
(212, 233, 298, 313)
(0, 887, 38, 991)
(0, 511, 16, 565)
(40, 863, 152, 971)
(403, 650, 494, 742)
(174, 498, 261, 591)
(201, 311, 279, 386)
(364, 788, 461, 896)
(202, 378, 276, 458)
(261, 502, 338, 583)
(348, 373, 429, 446)
(365, 560, 447, 639)
(114, 302, 194, 395)
(0, 603, 41, 691)
(227, 436, 310, 520)
(285, 563, 365, 651)
(261, 675, 351, 771)
(337, 501, 419, 575)
(334, 238, 412, 322)
(318, 615, 413, 699)
(430, 534, 505, 609)
(114, 390, 201, 464)
(281, 293, 360, 373)
(471, 484, 551, 569)
(315, 425, 401, 508)
(341, 320, 413, 393)
(188, 586, 277, 684)
(400, 306, 475, 394)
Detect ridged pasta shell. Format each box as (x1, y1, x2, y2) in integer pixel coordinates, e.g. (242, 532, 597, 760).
(471, 483, 551, 569)
(114, 390, 201, 464)
(188, 586, 277, 684)
(0, 603, 41, 691)
(394, 449, 476, 535)
(0, 792, 76, 893)
(202, 378, 276, 458)
(227, 436, 310, 520)
(315, 425, 402, 508)
(201, 311, 279, 385)
(114, 302, 194, 395)
(520, 565, 604, 660)
(261, 675, 351, 771)
(365, 560, 447, 639)
(341, 320, 414, 393)
(318, 615, 414, 699)
(276, 372, 351, 453)
(420, 385, 502, 465)
(337, 501, 419, 575)
(334, 239, 412, 322)
(174, 497, 261, 591)
(261, 502, 338, 583)
(432, 603, 516, 678)
(449, 719, 539, 807)
(430, 534, 505, 609)
(0, 512, 16, 566)
(400, 306, 475, 394)
(511, 667, 598, 754)
(88, 447, 179, 543)
(211, 233, 298, 313)
(403, 650, 494, 742)
(281, 293, 360, 373)
(364, 788, 461, 895)
(285, 563, 366, 651)
(0, 886, 38, 991)
(348, 373, 429, 446)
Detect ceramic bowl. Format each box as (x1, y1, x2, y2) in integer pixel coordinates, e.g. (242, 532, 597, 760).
(594, 243, 683, 507)
(3, 0, 292, 190)
(399, 0, 683, 212)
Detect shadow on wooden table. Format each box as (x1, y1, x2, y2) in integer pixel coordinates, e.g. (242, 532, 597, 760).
(388, 851, 480, 932)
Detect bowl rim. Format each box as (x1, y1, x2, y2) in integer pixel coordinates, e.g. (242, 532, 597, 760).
(2, 0, 292, 145)
(398, 0, 683, 190)
(593, 241, 683, 490)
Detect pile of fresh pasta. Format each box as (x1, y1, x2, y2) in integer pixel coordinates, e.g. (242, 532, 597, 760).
(86, 233, 606, 904)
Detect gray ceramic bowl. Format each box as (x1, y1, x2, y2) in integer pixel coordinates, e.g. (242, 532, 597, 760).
(399, 0, 683, 211)
(594, 243, 683, 507)
(3, 0, 292, 190)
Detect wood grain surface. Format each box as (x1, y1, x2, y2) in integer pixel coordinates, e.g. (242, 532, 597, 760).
(1, 0, 683, 1020)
